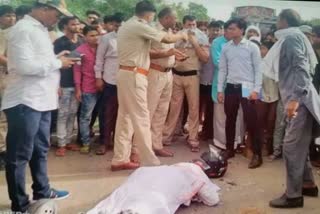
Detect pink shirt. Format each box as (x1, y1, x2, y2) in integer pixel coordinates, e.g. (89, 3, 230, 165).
(73, 43, 97, 93)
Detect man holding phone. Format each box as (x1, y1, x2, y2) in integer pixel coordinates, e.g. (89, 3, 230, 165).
(1, 1, 75, 212)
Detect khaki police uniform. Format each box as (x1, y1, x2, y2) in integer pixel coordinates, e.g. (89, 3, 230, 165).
(112, 16, 166, 166)
(163, 46, 201, 147)
(147, 23, 175, 151)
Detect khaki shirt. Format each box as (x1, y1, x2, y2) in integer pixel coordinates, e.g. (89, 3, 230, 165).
(117, 16, 166, 71)
(0, 28, 9, 75)
(150, 22, 175, 68)
(174, 29, 201, 72)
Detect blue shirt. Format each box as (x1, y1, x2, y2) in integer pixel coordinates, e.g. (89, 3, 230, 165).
(217, 38, 262, 93)
(211, 36, 227, 103)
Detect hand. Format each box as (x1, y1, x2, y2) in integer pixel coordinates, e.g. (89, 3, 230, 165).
(179, 32, 188, 42)
(75, 88, 82, 102)
(57, 50, 70, 58)
(59, 55, 75, 69)
(96, 78, 104, 92)
(249, 91, 258, 100)
(286, 100, 299, 119)
(218, 92, 224, 103)
(187, 30, 198, 45)
(58, 88, 63, 97)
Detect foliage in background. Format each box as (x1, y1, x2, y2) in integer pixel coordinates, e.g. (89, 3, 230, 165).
(6, 0, 210, 22)
(5, 0, 320, 25)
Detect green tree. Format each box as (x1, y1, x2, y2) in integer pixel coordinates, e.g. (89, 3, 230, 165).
(186, 2, 210, 21)
(302, 18, 320, 27)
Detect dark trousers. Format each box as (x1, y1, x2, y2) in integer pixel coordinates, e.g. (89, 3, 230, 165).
(255, 100, 277, 153)
(224, 84, 261, 156)
(89, 92, 104, 139)
(101, 83, 118, 146)
(4, 105, 51, 212)
(200, 84, 214, 139)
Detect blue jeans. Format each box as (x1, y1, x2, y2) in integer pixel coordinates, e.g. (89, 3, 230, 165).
(57, 88, 79, 147)
(4, 105, 52, 212)
(80, 93, 97, 145)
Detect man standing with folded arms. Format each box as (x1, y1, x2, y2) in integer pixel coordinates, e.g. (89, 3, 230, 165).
(146, 8, 187, 158)
(111, 0, 188, 171)
(1, 1, 75, 212)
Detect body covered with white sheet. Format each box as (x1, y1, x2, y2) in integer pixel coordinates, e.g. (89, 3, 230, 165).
(87, 163, 220, 214)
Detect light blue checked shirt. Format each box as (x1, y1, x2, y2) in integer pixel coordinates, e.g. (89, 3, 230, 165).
(217, 38, 262, 93)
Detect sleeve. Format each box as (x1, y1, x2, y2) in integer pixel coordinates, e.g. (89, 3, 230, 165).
(252, 44, 262, 92)
(94, 36, 109, 79)
(73, 48, 82, 88)
(136, 22, 166, 43)
(217, 47, 228, 92)
(53, 38, 62, 55)
(196, 171, 220, 206)
(211, 39, 221, 67)
(282, 36, 312, 102)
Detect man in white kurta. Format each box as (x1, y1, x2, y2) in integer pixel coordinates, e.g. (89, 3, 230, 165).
(87, 163, 220, 214)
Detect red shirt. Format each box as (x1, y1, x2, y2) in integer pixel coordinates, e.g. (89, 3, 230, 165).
(73, 43, 97, 93)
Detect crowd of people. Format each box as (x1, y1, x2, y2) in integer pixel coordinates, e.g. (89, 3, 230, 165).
(1, 0, 320, 213)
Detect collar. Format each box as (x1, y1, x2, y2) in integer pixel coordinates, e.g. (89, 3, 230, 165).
(231, 37, 247, 45)
(24, 15, 45, 28)
(133, 16, 148, 24)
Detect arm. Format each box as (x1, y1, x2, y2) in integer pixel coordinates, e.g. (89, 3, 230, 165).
(284, 36, 312, 103)
(94, 36, 109, 79)
(12, 31, 62, 76)
(252, 45, 262, 93)
(217, 48, 228, 92)
(161, 32, 187, 44)
(189, 34, 209, 63)
(150, 48, 173, 59)
(211, 39, 222, 67)
(0, 55, 7, 66)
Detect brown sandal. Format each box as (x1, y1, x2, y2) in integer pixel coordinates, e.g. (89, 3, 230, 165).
(190, 146, 200, 153)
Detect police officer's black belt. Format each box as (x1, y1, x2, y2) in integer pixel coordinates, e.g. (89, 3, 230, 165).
(172, 69, 198, 76)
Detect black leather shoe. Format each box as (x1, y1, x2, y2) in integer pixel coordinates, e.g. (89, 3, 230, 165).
(269, 194, 303, 208)
(248, 155, 263, 169)
(302, 186, 318, 197)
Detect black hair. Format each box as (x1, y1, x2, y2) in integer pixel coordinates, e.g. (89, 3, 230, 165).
(261, 40, 274, 50)
(135, 0, 156, 16)
(103, 15, 113, 24)
(57, 16, 78, 31)
(279, 9, 301, 27)
(183, 15, 196, 24)
(15, 5, 31, 18)
(313, 25, 320, 37)
(86, 10, 101, 18)
(91, 20, 101, 26)
(158, 7, 173, 19)
(83, 25, 98, 35)
(0, 5, 15, 17)
(208, 21, 223, 29)
(225, 18, 247, 34)
(112, 13, 124, 23)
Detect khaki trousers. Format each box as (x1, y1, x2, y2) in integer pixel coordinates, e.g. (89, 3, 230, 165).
(163, 74, 200, 146)
(112, 69, 160, 166)
(147, 69, 173, 150)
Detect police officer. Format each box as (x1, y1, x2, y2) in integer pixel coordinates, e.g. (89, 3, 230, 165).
(111, 0, 188, 171)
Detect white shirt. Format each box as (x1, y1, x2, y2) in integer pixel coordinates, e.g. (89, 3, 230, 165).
(1, 15, 62, 111)
(87, 163, 220, 214)
(94, 31, 118, 85)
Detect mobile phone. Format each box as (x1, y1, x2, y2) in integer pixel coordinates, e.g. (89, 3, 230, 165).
(66, 50, 83, 61)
